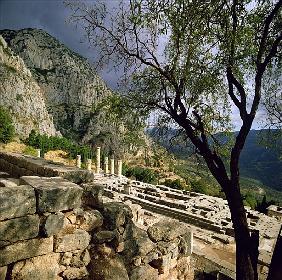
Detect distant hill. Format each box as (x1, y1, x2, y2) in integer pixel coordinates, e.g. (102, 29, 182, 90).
(148, 128, 282, 191)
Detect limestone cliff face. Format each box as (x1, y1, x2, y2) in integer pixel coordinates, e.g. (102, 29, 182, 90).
(0, 35, 57, 137)
(0, 28, 112, 141)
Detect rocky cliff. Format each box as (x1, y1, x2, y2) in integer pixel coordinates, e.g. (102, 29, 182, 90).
(0, 28, 112, 142)
(0, 35, 57, 137)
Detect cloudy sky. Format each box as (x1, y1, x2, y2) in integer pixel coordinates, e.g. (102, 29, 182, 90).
(0, 0, 120, 88)
(0, 0, 268, 130)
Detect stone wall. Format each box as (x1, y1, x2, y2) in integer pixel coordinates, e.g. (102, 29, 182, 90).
(0, 152, 94, 183)
(0, 159, 194, 280)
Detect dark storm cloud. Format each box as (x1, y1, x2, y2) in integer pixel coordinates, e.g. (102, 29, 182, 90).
(0, 0, 119, 89)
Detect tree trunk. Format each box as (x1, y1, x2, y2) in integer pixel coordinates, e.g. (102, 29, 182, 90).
(224, 181, 258, 280)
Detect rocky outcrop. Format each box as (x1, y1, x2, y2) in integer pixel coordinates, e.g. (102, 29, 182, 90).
(0, 28, 112, 141)
(0, 35, 57, 137)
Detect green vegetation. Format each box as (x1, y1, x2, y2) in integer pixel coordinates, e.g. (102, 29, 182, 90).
(23, 145, 37, 157)
(0, 106, 15, 143)
(123, 165, 158, 184)
(163, 178, 187, 190)
(25, 130, 92, 160)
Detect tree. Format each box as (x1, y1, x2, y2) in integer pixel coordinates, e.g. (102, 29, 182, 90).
(67, 1, 282, 279)
(0, 106, 15, 143)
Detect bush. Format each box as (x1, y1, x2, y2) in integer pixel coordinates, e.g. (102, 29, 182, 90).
(0, 107, 15, 143)
(190, 179, 208, 194)
(25, 130, 93, 160)
(163, 179, 183, 190)
(123, 166, 157, 184)
(23, 146, 37, 157)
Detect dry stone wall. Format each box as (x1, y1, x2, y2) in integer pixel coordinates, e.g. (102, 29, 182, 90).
(0, 152, 194, 280)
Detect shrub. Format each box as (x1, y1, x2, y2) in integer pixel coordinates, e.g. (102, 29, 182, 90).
(23, 146, 37, 157)
(0, 107, 15, 143)
(25, 130, 92, 160)
(163, 179, 183, 190)
(124, 166, 157, 184)
(190, 179, 208, 194)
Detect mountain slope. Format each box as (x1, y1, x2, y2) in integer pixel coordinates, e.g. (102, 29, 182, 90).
(0, 35, 57, 137)
(0, 28, 112, 141)
(148, 128, 282, 191)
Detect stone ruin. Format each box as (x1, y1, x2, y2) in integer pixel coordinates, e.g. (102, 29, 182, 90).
(0, 151, 281, 280)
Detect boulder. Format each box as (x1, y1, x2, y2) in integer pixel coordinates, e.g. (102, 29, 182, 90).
(89, 255, 129, 280)
(129, 265, 158, 280)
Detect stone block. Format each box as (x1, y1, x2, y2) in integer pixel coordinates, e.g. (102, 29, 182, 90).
(0, 185, 36, 221)
(54, 229, 90, 252)
(102, 202, 133, 230)
(147, 220, 186, 242)
(0, 237, 53, 266)
(11, 253, 60, 280)
(0, 179, 18, 188)
(41, 212, 65, 237)
(20, 176, 83, 213)
(81, 183, 104, 208)
(0, 215, 40, 247)
(0, 266, 7, 280)
(0, 172, 9, 178)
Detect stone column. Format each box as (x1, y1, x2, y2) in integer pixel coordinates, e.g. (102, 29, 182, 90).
(104, 157, 109, 174)
(86, 159, 92, 171)
(117, 160, 122, 177)
(96, 147, 101, 173)
(76, 155, 81, 168)
(36, 149, 41, 158)
(124, 183, 132, 194)
(110, 158, 115, 175)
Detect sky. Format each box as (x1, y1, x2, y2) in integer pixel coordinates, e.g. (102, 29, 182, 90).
(0, 0, 268, 130)
(0, 0, 120, 88)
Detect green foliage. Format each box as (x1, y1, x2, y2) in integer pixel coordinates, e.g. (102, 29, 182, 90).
(163, 179, 183, 190)
(190, 179, 208, 195)
(23, 146, 37, 157)
(25, 130, 93, 161)
(0, 106, 15, 143)
(242, 192, 257, 209)
(123, 165, 157, 184)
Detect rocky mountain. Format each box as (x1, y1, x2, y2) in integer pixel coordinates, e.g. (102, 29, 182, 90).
(0, 28, 112, 142)
(0, 34, 57, 137)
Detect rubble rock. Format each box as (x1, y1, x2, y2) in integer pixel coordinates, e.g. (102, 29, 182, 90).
(11, 253, 60, 280)
(42, 212, 65, 237)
